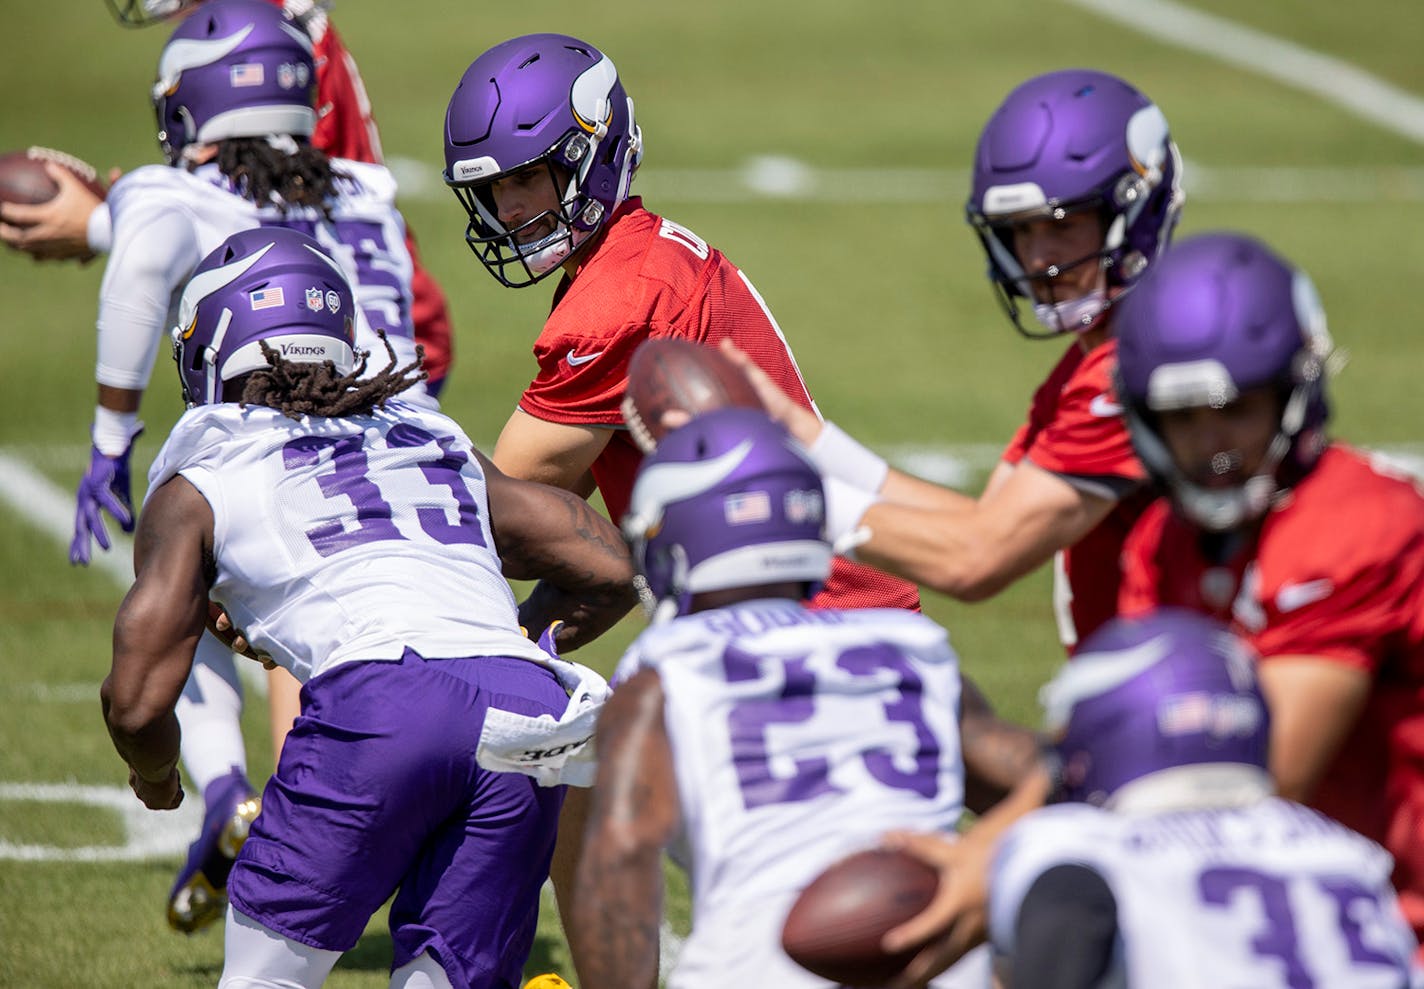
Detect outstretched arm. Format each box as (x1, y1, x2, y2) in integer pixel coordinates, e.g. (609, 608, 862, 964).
(101, 475, 215, 810)
(568, 668, 679, 989)
(478, 452, 637, 651)
(719, 339, 1115, 600)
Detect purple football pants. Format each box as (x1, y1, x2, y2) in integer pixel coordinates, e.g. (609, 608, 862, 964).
(227, 650, 568, 989)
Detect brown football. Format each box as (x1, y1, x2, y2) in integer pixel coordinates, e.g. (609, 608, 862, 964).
(781, 848, 939, 986)
(622, 337, 763, 452)
(0, 147, 107, 206)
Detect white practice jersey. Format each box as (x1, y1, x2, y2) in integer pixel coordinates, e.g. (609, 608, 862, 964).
(990, 798, 1421, 988)
(97, 160, 419, 398)
(614, 599, 978, 989)
(147, 401, 552, 682)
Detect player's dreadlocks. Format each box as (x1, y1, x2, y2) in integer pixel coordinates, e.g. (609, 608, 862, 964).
(238, 331, 427, 420)
(214, 137, 348, 219)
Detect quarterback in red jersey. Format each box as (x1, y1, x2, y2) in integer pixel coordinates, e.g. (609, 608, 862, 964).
(1114, 231, 1424, 951)
(724, 70, 1181, 651)
(3, 0, 455, 392)
(442, 33, 917, 615)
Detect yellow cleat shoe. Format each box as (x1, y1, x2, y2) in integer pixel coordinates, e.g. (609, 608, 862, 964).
(522, 975, 574, 989)
(166, 770, 261, 934)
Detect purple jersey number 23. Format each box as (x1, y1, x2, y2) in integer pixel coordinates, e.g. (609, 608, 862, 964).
(724, 642, 942, 811)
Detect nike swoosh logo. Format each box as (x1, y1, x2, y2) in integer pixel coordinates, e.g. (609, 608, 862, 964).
(566, 349, 604, 367)
(1275, 578, 1334, 613)
(1089, 393, 1125, 418)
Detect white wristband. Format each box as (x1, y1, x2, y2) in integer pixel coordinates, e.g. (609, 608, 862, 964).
(824, 477, 880, 561)
(87, 202, 113, 255)
(92, 406, 143, 456)
(809, 421, 889, 493)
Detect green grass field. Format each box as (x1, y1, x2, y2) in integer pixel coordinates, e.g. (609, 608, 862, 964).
(1, 1, 1422, 985)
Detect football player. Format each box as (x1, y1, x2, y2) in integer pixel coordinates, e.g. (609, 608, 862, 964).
(103, 225, 635, 989)
(442, 32, 927, 943)
(441, 33, 918, 613)
(1114, 230, 1424, 956)
(988, 609, 1418, 987)
(568, 408, 1037, 988)
(878, 232, 1424, 985)
(74, 0, 431, 933)
(1, 0, 455, 400)
(723, 70, 1182, 652)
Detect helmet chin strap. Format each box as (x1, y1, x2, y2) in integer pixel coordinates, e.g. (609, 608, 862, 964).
(651, 544, 692, 625)
(1137, 381, 1316, 532)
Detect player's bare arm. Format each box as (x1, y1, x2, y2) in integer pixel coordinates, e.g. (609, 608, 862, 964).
(958, 675, 1043, 814)
(101, 475, 214, 811)
(1256, 656, 1371, 801)
(492, 408, 608, 497)
(569, 668, 678, 989)
(859, 461, 1115, 600)
(478, 451, 636, 650)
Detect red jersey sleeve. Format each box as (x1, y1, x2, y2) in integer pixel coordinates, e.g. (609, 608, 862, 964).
(1117, 497, 1172, 618)
(1025, 341, 1142, 480)
(307, 19, 383, 164)
(1253, 450, 1424, 673)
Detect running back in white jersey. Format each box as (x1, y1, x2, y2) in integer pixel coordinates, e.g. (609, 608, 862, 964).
(990, 799, 1421, 988)
(147, 401, 552, 682)
(614, 599, 972, 988)
(97, 160, 418, 397)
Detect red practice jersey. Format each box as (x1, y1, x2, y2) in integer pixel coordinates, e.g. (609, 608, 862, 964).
(278, 3, 455, 388)
(1120, 444, 1424, 946)
(1002, 337, 1150, 650)
(519, 200, 920, 613)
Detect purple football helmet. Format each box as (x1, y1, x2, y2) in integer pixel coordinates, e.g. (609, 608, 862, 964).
(107, 0, 330, 29)
(152, 0, 315, 164)
(106, 0, 198, 26)
(1043, 608, 1271, 809)
(967, 69, 1183, 338)
(1115, 232, 1333, 532)
(171, 226, 355, 406)
(622, 408, 832, 621)
(443, 33, 643, 288)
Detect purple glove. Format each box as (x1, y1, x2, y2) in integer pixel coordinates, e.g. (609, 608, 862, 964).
(70, 433, 141, 566)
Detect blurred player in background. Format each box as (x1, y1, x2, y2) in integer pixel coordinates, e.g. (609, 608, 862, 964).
(988, 609, 1418, 988)
(71, 0, 434, 934)
(878, 231, 1424, 984)
(2, 0, 455, 399)
(103, 226, 635, 988)
(569, 409, 1035, 988)
(441, 31, 924, 934)
(1114, 230, 1424, 954)
(725, 69, 1182, 652)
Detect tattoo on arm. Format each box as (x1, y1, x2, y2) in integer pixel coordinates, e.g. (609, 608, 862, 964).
(501, 486, 637, 650)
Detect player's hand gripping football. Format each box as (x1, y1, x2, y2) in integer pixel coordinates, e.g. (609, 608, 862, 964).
(70, 427, 142, 566)
(876, 828, 992, 988)
(716, 338, 823, 447)
(0, 160, 115, 263)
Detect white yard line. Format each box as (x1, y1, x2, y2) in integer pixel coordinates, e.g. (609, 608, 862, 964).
(390, 156, 1424, 205)
(1064, 0, 1424, 145)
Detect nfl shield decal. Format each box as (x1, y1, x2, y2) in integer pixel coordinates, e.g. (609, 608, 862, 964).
(305, 287, 325, 312)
